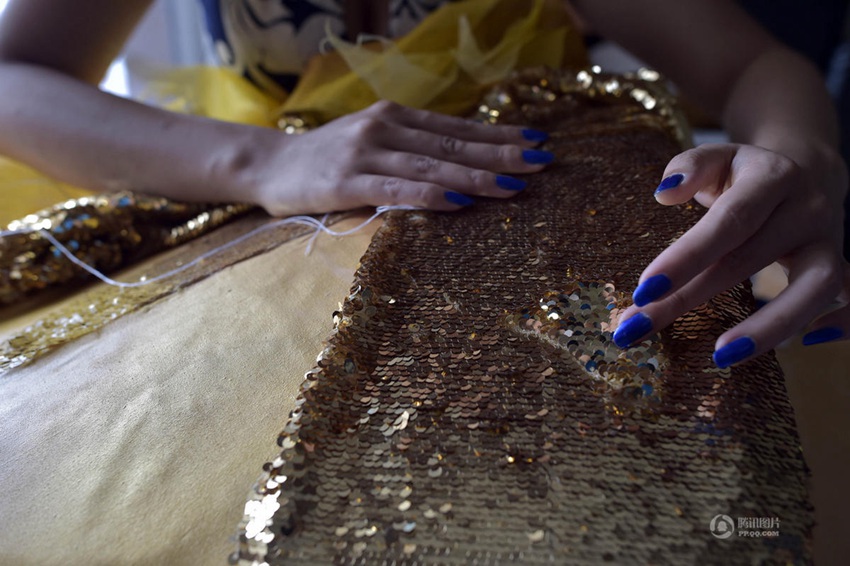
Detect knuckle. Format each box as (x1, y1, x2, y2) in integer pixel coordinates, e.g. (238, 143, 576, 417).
(494, 144, 518, 164)
(466, 168, 487, 190)
(351, 116, 384, 140)
(440, 135, 463, 155)
(814, 260, 844, 294)
(714, 199, 757, 237)
(749, 151, 800, 191)
(413, 155, 440, 174)
(771, 153, 800, 181)
(369, 99, 399, 116)
(379, 177, 405, 202)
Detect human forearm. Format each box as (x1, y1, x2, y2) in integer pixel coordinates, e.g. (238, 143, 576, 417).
(0, 62, 274, 205)
(722, 46, 841, 164)
(0, 62, 557, 217)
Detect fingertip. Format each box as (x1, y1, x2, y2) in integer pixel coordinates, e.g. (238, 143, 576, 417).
(522, 149, 555, 166)
(444, 190, 474, 208)
(802, 326, 845, 346)
(521, 128, 549, 144)
(633, 274, 672, 307)
(655, 173, 685, 193)
(653, 173, 690, 204)
(612, 312, 653, 348)
(495, 175, 527, 192)
(712, 336, 755, 368)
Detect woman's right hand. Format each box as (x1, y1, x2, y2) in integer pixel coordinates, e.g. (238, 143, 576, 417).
(247, 100, 554, 216)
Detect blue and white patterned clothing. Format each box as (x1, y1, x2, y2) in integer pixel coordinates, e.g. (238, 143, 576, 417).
(198, 0, 447, 98)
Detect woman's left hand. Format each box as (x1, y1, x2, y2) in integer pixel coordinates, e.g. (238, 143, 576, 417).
(612, 142, 850, 368)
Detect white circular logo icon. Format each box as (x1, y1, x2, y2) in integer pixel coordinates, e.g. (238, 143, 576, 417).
(710, 514, 735, 539)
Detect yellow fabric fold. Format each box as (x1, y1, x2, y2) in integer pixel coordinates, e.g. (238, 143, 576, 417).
(137, 66, 280, 127)
(0, 159, 93, 225)
(283, 0, 585, 121)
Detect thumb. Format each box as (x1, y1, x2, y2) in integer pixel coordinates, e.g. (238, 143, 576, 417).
(654, 143, 741, 207)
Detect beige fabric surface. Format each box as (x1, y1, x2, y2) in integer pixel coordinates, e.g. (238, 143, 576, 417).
(0, 213, 847, 565)
(0, 214, 378, 566)
(777, 340, 850, 565)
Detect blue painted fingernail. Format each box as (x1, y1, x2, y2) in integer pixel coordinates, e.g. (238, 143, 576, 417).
(655, 173, 684, 194)
(712, 336, 755, 368)
(522, 128, 548, 143)
(802, 327, 844, 346)
(444, 191, 474, 206)
(495, 175, 527, 191)
(522, 149, 555, 165)
(613, 312, 653, 348)
(633, 274, 672, 307)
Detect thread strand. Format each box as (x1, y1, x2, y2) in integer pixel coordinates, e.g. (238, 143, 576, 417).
(2, 205, 418, 289)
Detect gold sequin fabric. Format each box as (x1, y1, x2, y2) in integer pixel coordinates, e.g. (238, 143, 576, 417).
(0, 192, 250, 305)
(236, 69, 812, 564)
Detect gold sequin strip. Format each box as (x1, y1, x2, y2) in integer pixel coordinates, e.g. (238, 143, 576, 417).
(0, 191, 349, 374)
(235, 69, 811, 564)
(1, 192, 250, 305)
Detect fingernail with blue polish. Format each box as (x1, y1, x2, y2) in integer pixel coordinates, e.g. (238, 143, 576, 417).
(522, 149, 555, 165)
(712, 336, 755, 368)
(444, 191, 474, 206)
(802, 327, 844, 346)
(496, 175, 527, 191)
(613, 312, 653, 348)
(655, 173, 684, 194)
(633, 274, 672, 307)
(522, 128, 549, 143)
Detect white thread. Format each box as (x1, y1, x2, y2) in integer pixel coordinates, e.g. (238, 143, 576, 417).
(1, 227, 32, 237)
(304, 213, 330, 256)
(1, 205, 418, 289)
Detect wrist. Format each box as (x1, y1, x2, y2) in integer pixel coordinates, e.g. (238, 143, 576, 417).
(203, 121, 283, 211)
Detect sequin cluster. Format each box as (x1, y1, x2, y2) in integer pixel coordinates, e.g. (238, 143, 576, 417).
(474, 67, 691, 149)
(507, 282, 666, 420)
(235, 69, 811, 565)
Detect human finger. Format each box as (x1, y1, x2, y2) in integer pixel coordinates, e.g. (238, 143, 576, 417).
(345, 174, 478, 211)
(651, 144, 739, 206)
(801, 263, 850, 346)
(361, 148, 539, 200)
(614, 243, 842, 368)
(382, 128, 555, 173)
(710, 243, 844, 367)
(363, 100, 549, 146)
(629, 146, 792, 309)
(613, 215, 785, 349)
(372, 124, 554, 174)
